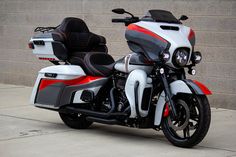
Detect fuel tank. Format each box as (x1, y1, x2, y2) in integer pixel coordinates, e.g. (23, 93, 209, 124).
(114, 53, 153, 74)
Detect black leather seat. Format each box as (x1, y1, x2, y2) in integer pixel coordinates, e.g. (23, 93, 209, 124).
(69, 52, 114, 77)
(54, 17, 114, 77)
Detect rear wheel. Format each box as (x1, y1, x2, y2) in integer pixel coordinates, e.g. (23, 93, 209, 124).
(59, 112, 93, 129)
(162, 95, 211, 148)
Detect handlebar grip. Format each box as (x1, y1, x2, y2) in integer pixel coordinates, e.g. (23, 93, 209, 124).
(112, 19, 126, 23)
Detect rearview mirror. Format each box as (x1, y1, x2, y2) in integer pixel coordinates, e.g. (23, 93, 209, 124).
(112, 8, 126, 14)
(179, 15, 188, 21)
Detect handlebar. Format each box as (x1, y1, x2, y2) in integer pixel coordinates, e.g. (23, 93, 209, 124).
(112, 19, 127, 23)
(112, 17, 139, 26)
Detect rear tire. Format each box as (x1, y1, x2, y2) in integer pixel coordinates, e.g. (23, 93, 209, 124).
(162, 95, 211, 148)
(59, 112, 93, 129)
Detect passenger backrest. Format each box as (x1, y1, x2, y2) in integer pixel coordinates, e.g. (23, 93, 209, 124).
(54, 17, 107, 55)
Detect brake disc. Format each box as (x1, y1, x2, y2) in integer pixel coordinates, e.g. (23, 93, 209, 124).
(167, 100, 190, 131)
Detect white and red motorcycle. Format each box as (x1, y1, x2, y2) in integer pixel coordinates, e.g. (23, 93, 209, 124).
(29, 9, 211, 147)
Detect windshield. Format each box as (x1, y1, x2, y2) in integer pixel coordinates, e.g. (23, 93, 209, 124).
(142, 10, 181, 24)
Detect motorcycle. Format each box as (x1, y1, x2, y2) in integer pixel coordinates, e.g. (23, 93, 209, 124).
(28, 8, 211, 147)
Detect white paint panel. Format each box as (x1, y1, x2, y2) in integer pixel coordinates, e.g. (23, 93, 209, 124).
(39, 65, 86, 78)
(125, 69, 149, 118)
(30, 37, 59, 60)
(154, 80, 192, 126)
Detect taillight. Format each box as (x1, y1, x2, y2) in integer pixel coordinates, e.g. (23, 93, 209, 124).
(28, 42, 34, 49)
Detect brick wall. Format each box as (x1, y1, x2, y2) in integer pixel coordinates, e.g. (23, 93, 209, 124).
(0, 0, 235, 109)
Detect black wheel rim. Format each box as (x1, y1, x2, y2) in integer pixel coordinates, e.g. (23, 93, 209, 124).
(165, 96, 200, 140)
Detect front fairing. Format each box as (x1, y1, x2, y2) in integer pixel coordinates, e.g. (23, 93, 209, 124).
(126, 21, 193, 67)
(125, 23, 169, 61)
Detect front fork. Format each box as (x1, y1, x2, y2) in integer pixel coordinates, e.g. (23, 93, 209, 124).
(158, 68, 178, 119)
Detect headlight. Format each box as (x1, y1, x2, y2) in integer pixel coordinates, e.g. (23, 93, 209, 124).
(191, 51, 202, 64)
(172, 49, 189, 67)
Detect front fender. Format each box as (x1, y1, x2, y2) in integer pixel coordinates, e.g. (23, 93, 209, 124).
(184, 79, 212, 95)
(154, 79, 211, 126)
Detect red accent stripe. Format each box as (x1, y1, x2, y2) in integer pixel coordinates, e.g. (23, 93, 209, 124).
(188, 29, 195, 40)
(163, 103, 170, 117)
(193, 80, 212, 95)
(39, 76, 103, 91)
(127, 24, 167, 43)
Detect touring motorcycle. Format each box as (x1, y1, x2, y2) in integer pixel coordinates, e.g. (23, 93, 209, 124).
(28, 9, 211, 147)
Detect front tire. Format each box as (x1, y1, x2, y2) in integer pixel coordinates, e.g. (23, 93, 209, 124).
(162, 95, 211, 148)
(59, 112, 93, 129)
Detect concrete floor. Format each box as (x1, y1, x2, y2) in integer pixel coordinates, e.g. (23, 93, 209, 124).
(0, 84, 235, 157)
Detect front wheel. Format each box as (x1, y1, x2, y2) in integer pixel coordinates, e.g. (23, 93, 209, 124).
(162, 95, 211, 148)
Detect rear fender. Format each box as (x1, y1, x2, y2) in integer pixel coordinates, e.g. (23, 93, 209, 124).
(154, 79, 211, 126)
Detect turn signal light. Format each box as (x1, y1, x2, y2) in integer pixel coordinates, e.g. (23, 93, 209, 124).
(191, 51, 202, 64)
